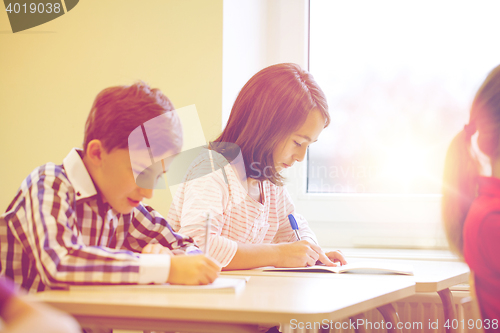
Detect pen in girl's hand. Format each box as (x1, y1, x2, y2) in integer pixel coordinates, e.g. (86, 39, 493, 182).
(288, 214, 301, 241)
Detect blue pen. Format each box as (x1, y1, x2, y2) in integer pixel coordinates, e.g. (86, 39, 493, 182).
(288, 214, 301, 241)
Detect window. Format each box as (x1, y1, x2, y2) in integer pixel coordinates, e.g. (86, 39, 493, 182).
(286, 0, 500, 248)
(308, 0, 500, 194)
(223, 1, 500, 248)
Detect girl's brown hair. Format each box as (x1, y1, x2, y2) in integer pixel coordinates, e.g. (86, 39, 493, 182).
(214, 63, 329, 186)
(442, 64, 500, 255)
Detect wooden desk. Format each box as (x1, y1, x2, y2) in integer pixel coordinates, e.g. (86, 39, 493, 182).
(36, 275, 415, 333)
(222, 257, 469, 333)
(354, 258, 469, 333)
(325, 257, 469, 292)
(221, 258, 469, 294)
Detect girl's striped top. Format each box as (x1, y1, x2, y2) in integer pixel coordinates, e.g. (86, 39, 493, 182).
(167, 150, 318, 267)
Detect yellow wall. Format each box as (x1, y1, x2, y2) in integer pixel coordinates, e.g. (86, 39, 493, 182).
(0, 0, 223, 216)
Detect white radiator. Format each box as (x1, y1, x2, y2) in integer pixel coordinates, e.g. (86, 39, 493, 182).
(281, 290, 481, 333)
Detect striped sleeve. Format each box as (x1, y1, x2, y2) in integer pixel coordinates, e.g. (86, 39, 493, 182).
(168, 161, 238, 267)
(273, 185, 319, 244)
(10, 166, 146, 287)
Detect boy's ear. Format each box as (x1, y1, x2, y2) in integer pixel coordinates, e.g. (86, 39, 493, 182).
(85, 140, 105, 166)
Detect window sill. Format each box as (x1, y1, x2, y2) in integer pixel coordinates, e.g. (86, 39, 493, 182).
(323, 247, 462, 262)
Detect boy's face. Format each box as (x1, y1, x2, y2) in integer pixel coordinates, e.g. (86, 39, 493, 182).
(97, 148, 172, 214)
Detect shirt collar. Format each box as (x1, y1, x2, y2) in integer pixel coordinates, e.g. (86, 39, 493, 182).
(63, 148, 98, 201)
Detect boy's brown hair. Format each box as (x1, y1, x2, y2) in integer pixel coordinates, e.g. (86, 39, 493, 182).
(83, 81, 176, 154)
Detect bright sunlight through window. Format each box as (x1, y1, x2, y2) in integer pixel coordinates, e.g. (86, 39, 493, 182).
(308, 0, 500, 194)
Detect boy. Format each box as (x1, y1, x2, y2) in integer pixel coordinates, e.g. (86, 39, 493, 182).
(0, 82, 220, 292)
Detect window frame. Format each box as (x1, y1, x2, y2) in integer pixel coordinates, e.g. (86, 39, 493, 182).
(285, 154, 445, 248)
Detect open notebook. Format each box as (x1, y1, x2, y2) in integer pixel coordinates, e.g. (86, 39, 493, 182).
(67, 277, 248, 294)
(263, 262, 414, 275)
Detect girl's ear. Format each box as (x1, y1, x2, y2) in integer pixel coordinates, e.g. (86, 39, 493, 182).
(85, 140, 105, 166)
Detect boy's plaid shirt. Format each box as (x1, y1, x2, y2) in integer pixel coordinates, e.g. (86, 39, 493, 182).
(0, 149, 195, 292)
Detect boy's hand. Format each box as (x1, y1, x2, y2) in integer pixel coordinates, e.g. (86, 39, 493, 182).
(167, 254, 221, 285)
(142, 243, 174, 255)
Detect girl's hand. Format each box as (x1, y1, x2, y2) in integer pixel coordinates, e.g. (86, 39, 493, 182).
(277, 240, 335, 267)
(142, 243, 174, 256)
(167, 254, 221, 285)
(325, 250, 347, 266)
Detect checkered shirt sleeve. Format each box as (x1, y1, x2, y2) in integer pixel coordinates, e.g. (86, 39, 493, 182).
(0, 163, 194, 292)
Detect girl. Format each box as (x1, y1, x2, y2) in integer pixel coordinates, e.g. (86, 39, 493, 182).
(442, 64, 500, 330)
(168, 63, 346, 269)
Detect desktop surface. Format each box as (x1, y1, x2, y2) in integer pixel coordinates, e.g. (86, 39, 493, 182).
(36, 275, 415, 330)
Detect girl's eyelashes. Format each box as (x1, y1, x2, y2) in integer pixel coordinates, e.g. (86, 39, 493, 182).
(294, 141, 302, 147)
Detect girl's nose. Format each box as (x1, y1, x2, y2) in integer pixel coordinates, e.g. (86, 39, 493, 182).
(294, 147, 307, 162)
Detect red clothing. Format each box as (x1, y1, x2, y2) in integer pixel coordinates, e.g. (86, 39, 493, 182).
(463, 177, 500, 329)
